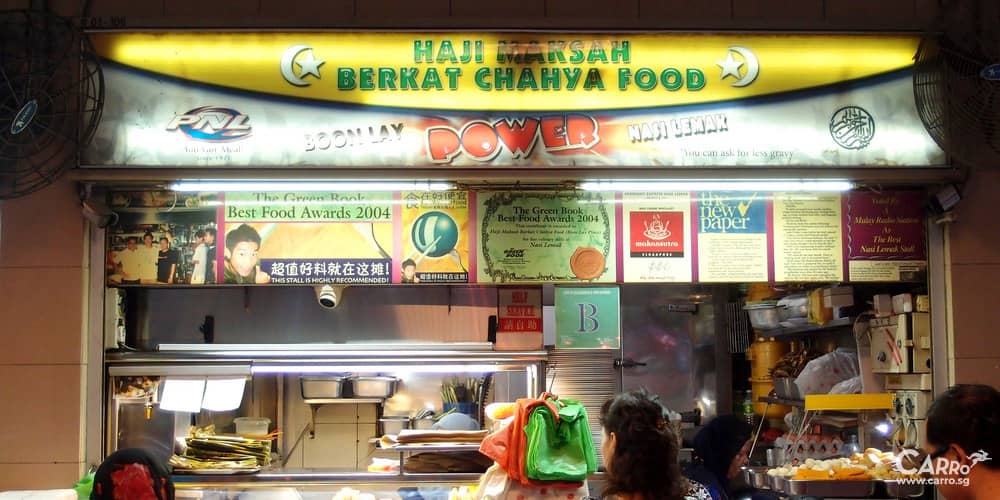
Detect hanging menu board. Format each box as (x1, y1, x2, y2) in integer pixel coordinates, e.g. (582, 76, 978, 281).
(773, 192, 845, 282)
(477, 191, 616, 283)
(696, 192, 769, 282)
(399, 191, 471, 283)
(845, 191, 927, 282)
(622, 192, 693, 282)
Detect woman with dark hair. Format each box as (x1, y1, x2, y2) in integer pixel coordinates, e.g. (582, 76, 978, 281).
(91, 447, 174, 500)
(684, 415, 753, 500)
(600, 389, 711, 500)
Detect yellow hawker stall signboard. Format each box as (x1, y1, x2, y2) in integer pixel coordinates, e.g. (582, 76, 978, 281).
(83, 33, 945, 168)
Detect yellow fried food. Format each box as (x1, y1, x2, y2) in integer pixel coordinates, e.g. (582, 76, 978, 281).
(832, 465, 872, 480)
(794, 468, 835, 480)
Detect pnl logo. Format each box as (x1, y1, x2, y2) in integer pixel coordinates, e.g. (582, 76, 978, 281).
(166, 106, 252, 142)
(895, 449, 992, 487)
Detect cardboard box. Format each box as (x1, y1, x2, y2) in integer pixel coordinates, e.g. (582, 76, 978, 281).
(823, 286, 854, 308)
(892, 294, 913, 314)
(870, 315, 911, 373)
(913, 349, 932, 374)
(915, 295, 930, 312)
(911, 312, 931, 350)
(874, 294, 893, 317)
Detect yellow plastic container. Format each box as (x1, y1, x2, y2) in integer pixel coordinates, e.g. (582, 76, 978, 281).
(747, 337, 790, 380)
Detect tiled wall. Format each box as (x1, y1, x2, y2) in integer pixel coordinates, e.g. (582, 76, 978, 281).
(5, 0, 995, 491)
(944, 167, 1000, 387)
(0, 180, 88, 490)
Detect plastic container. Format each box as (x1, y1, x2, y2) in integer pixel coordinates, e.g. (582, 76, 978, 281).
(747, 337, 790, 380)
(234, 417, 270, 436)
(443, 402, 479, 416)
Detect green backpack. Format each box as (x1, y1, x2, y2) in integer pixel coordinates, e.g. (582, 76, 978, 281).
(523, 398, 597, 481)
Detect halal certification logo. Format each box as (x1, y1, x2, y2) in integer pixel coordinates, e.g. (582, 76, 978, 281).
(830, 106, 875, 150)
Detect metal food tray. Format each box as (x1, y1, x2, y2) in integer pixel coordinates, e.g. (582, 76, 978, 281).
(883, 480, 925, 498)
(784, 479, 877, 497)
(173, 466, 261, 475)
(741, 467, 770, 490)
(767, 474, 787, 491)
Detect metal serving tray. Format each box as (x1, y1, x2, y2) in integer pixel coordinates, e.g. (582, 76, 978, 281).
(785, 479, 877, 497)
(300, 375, 348, 399)
(767, 474, 787, 491)
(741, 466, 771, 490)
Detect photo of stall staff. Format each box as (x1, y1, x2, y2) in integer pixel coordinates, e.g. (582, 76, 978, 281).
(223, 223, 271, 284)
(106, 190, 220, 286)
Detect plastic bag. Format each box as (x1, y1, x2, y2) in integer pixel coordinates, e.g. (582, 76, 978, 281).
(829, 375, 863, 394)
(794, 348, 859, 396)
(523, 398, 597, 482)
(477, 463, 591, 500)
(73, 472, 94, 499)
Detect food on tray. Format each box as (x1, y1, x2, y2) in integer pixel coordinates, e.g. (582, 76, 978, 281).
(394, 429, 489, 444)
(770, 349, 824, 379)
(448, 486, 476, 500)
(790, 458, 872, 480)
(485, 402, 516, 421)
(170, 425, 273, 470)
(767, 448, 925, 481)
(331, 487, 379, 500)
(366, 457, 399, 473)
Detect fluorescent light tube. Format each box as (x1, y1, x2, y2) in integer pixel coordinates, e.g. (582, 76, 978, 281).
(169, 181, 454, 192)
(251, 364, 500, 374)
(579, 180, 853, 192)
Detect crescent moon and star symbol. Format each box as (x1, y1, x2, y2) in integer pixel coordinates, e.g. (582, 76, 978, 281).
(279, 45, 326, 87)
(716, 46, 760, 87)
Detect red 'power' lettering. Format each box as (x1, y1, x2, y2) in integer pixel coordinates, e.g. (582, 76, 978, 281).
(426, 114, 599, 163)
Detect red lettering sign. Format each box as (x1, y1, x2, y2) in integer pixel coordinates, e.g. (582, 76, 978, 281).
(426, 114, 600, 163)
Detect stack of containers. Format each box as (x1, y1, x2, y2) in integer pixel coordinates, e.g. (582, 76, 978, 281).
(747, 336, 791, 419)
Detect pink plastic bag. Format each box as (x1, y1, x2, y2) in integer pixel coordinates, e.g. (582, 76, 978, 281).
(794, 348, 859, 396)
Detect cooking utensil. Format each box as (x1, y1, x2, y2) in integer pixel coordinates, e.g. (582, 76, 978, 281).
(379, 415, 411, 436)
(773, 377, 801, 400)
